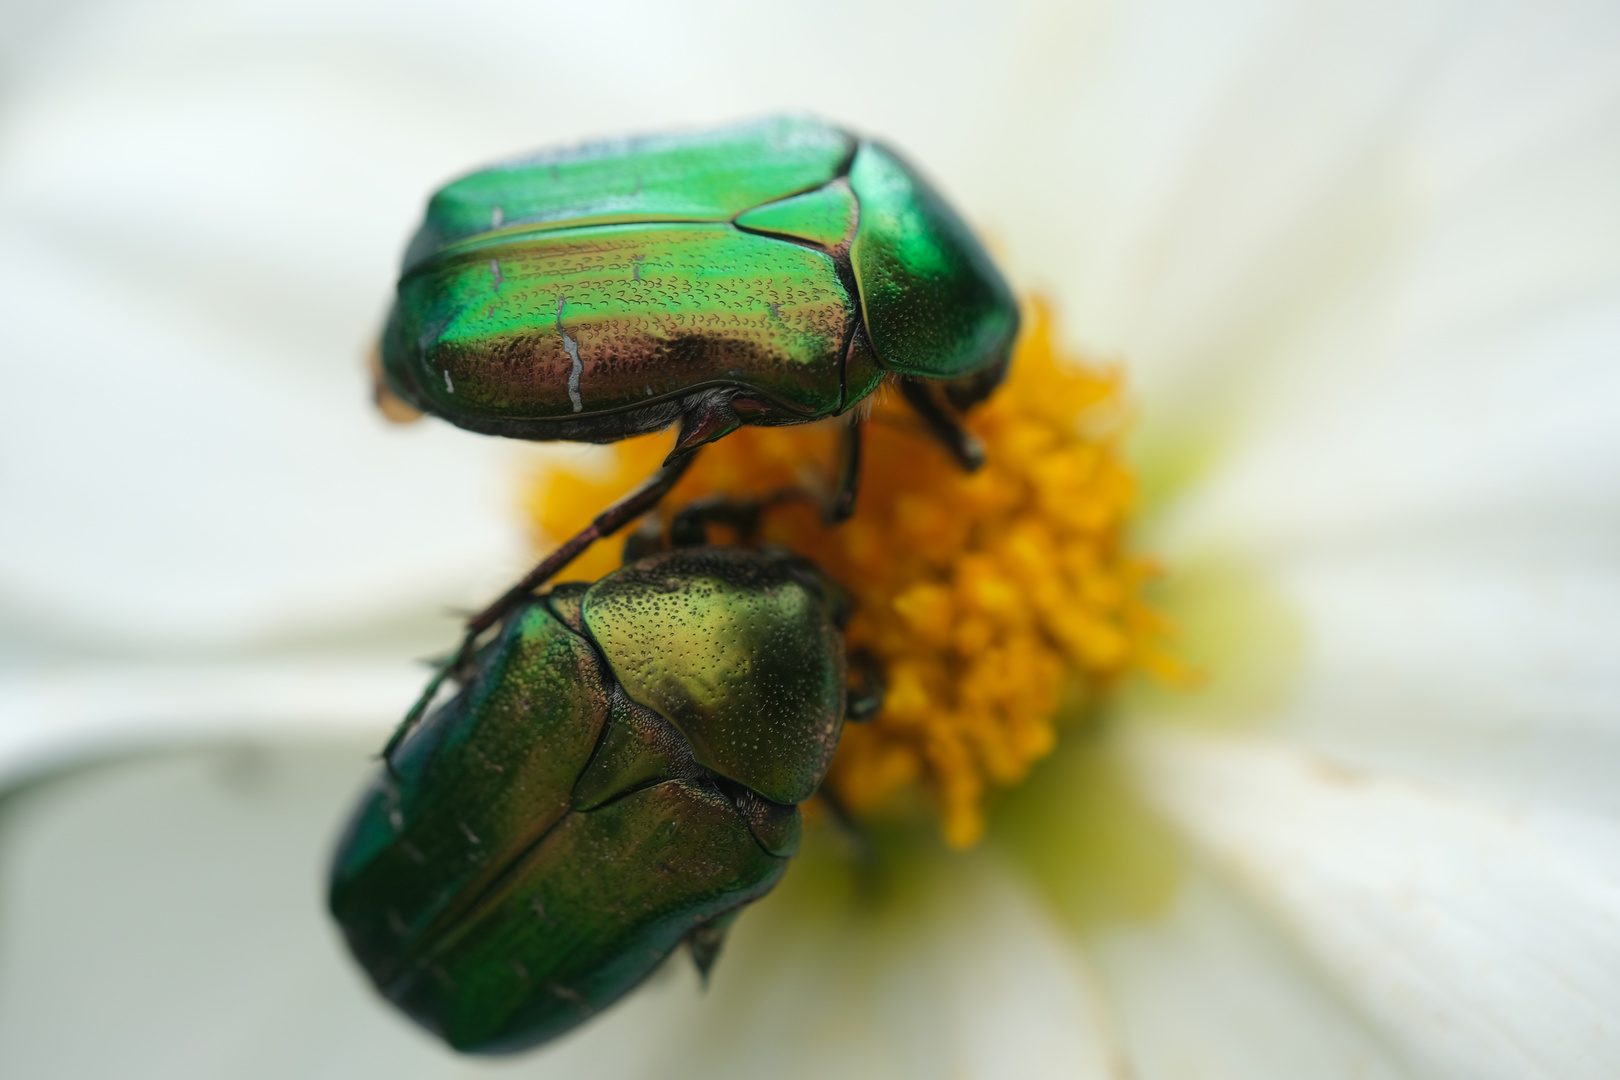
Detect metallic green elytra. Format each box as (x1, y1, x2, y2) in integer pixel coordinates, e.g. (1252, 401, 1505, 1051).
(328, 547, 847, 1053)
(378, 114, 1018, 446)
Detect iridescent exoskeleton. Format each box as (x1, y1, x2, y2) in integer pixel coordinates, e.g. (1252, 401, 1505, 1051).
(330, 547, 849, 1053)
(375, 115, 1018, 640)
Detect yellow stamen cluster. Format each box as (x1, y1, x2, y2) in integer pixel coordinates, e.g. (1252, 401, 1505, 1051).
(526, 302, 1171, 847)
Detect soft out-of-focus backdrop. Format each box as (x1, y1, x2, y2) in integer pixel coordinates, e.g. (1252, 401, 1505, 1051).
(2, 1, 1619, 1078)
(3, 0, 1505, 662)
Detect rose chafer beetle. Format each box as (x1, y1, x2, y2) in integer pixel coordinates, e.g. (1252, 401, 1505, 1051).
(337, 118, 999, 1047)
(375, 114, 1018, 645)
(330, 545, 856, 1053)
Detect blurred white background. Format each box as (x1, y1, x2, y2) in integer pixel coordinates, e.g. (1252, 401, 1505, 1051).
(7, 0, 1614, 748)
(0, 0, 1156, 767)
(1, 0, 1618, 1077)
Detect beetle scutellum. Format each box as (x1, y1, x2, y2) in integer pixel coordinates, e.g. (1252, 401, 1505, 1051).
(374, 115, 1018, 664)
(330, 545, 856, 1053)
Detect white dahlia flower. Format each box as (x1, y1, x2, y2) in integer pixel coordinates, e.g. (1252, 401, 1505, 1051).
(0, 1, 1616, 1078)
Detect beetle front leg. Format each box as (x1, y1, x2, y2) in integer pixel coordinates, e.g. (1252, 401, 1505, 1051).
(383, 451, 700, 769)
(898, 378, 985, 472)
(466, 451, 699, 638)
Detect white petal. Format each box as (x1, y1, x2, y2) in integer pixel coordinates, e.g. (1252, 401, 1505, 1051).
(673, 850, 1121, 1080)
(1089, 861, 1411, 1080)
(0, 659, 410, 782)
(1169, 277, 1620, 553)
(1141, 0, 1620, 547)
(1264, 528, 1620, 815)
(7, 0, 1620, 1075)
(1131, 729, 1620, 1080)
(0, 742, 449, 1079)
(0, 742, 1120, 1079)
(0, 0, 1097, 651)
(0, 156, 526, 649)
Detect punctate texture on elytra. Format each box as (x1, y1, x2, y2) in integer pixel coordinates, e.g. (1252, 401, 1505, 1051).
(379, 114, 1019, 443)
(582, 549, 844, 806)
(328, 548, 846, 1054)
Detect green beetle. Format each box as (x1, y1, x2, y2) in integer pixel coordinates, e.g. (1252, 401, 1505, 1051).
(375, 115, 1017, 644)
(330, 546, 850, 1053)
(380, 113, 1017, 464)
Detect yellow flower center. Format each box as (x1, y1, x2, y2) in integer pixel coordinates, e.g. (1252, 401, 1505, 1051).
(527, 301, 1176, 848)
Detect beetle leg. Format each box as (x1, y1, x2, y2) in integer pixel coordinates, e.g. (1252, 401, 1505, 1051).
(381, 650, 461, 770)
(670, 410, 862, 536)
(898, 378, 986, 472)
(844, 648, 885, 723)
(684, 909, 741, 987)
(940, 349, 1013, 413)
(669, 482, 862, 548)
(668, 494, 772, 547)
(464, 451, 698, 638)
(380, 621, 499, 769)
(666, 389, 745, 462)
(814, 786, 877, 871)
(620, 512, 666, 563)
(826, 413, 863, 523)
(383, 451, 700, 772)
(624, 496, 775, 555)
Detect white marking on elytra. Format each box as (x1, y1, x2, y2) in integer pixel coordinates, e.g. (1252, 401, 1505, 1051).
(557, 295, 583, 412)
(489, 258, 502, 290)
(443, 370, 455, 394)
(491, 205, 503, 228)
(632, 255, 643, 282)
(531, 896, 554, 926)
